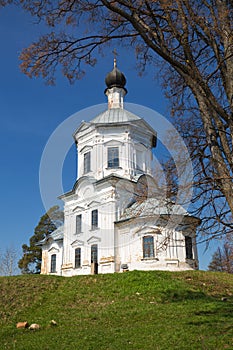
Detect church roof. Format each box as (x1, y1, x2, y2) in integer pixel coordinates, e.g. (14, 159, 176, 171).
(118, 198, 192, 222)
(105, 62, 127, 90)
(50, 225, 64, 240)
(91, 107, 141, 124)
(37, 225, 64, 245)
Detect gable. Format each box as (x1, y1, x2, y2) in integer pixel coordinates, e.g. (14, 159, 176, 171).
(87, 200, 101, 208)
(73, 121, 90, 135)
(87, 236, 101, 244)
(103, 139, 123, 146)
(48, 247, 60, 253)
(71, 239, 84, 247)
(79, 145, 93, 154)
(72, 205, 85, 212)
(73, 176, 95, 197)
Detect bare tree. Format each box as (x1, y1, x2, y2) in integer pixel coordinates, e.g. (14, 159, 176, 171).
(0, 246, 19, 276)
(163, 114, 233, 241)
(208, 234, 233, 273)
(1, 1, 233, 240)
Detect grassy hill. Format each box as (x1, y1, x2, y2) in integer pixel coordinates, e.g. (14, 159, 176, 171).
(0, 270, 233, 350)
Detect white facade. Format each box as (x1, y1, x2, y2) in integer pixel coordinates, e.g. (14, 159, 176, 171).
(40, 62, 199, 276)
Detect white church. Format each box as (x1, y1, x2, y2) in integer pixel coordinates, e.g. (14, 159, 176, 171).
(39, 61, 200, 276)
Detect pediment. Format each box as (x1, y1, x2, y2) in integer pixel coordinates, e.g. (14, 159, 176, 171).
(87, 200, 101, 208)
(73, 121, 90, 135)
(87, 236, 101, 244)
(48, 247, 59, 253)
(71, 239, 84, 247)
(72, 205, 85, 212)
(79, 145, 93, 153)
(134, 225, 162, 236)
(103, 139, 123, 146)
(74, 176, 95, 197)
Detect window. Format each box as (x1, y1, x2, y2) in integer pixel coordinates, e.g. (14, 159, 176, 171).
(91, 209, 98, 230)
(50, 254, 56, 273)
(75, 248, 81, 268)
(136, 150, 143, 170)
(108, 147, 119, 168)
(143, 236, 154, 258)
(76, 214, 82, 234)
(185, 236, 193, 259)
(84, 151, 91, 173)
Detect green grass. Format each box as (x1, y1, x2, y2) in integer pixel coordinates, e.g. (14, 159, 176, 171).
(0, 270, 233, 349)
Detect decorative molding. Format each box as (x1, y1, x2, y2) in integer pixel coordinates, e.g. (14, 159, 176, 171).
(134, 225, 162, 236)
(61, 263, 73, 270)
(48, 247, 59, 253)
(72, 205, 85, 212)
(71, 239, 84, 247)
(87, 236, 101, 244)
(79, 145, 93, 153)
(100, 256, 115, 264)
(82, 260, 90, 266)
(103, 139, 123, 146)
(87, 200, 101, 208)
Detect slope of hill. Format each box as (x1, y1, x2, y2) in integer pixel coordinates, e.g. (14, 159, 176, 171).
(0, 270, 233, 350)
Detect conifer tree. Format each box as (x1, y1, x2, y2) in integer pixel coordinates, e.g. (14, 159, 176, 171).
(18, 206, 63, 274)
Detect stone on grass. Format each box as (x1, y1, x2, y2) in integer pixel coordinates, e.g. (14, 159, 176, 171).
(50, 320, 57, 326)
(29, 323, 40, 330)
(16, 322, 29, 329)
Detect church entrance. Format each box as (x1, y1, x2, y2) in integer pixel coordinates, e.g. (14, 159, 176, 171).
(91, 244, 98, 274)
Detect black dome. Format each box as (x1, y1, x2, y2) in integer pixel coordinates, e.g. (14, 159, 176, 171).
(105, 65, 126, 89)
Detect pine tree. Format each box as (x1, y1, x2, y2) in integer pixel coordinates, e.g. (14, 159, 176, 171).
(18, 206, 63, 274)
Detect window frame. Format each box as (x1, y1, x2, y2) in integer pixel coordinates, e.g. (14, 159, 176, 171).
(84, 151, 91, 174)
(185, 236, 193, 259)
(75, 247, 81, 268)
(136, 149, 143, 171)
(143, 236, 155, 259)
(107, 146, 119, 168)
(91, 209, 98, 230)
(76, 214, 82, 234)
(50, 254, 56, 273)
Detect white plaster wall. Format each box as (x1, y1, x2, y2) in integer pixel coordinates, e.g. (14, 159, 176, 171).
(116, 218, 198, 272)
(61, 178, 119, 275)
(41, 240, 63, 276)
(75, 120, 155, 182)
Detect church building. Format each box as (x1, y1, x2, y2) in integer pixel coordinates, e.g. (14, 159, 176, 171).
(39, 60, 199, 276)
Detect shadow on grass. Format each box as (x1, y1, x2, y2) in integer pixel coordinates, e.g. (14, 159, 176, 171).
(194, 301, 233, 317)
(162, 289, 207, 302)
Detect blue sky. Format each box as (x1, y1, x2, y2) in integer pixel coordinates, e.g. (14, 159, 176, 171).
(0, 5, 217, 270)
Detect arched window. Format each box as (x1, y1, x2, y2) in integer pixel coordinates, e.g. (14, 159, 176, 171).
(50, 254, 56, 273)
(143, 236, 154, 258)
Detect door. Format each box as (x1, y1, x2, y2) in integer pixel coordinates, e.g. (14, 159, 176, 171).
(91, 244, 98, 274)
